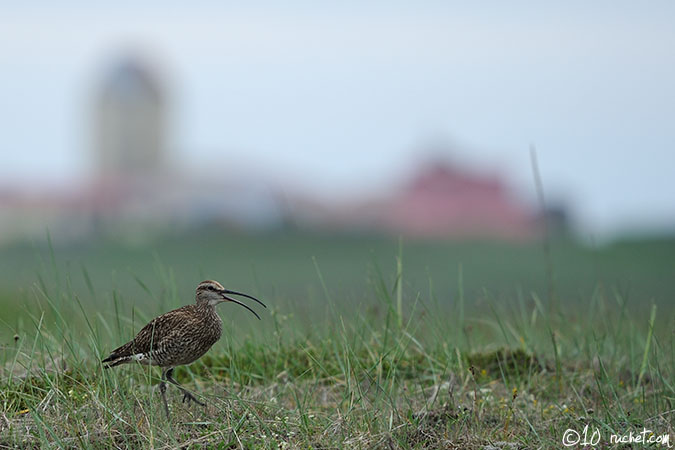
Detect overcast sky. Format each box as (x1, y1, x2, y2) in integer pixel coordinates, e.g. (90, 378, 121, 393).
(1, 1, 674, 238)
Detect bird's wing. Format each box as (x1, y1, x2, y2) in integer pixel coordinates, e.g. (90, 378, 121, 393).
(104, 306, 192, 361)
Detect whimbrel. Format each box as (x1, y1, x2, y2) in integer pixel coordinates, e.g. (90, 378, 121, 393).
(102, 280, 266, 417)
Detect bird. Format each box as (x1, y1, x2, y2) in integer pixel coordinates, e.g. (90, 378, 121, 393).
(102, 280, 266, 417)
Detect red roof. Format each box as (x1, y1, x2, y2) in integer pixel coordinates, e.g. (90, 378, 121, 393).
(378, 163, 538, 239)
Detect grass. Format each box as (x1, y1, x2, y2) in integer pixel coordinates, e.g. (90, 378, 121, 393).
(0, 232, 673, 448)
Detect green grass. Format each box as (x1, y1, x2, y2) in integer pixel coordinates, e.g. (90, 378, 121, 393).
(0, 232, 673, 448)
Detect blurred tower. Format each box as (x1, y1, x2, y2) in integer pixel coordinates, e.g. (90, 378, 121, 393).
(94, 56, 166, 178)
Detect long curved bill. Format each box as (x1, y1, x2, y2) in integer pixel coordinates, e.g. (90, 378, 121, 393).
(220, 289, 267, 320)
(223, 289, 267, 309)
(222, 295, 262, 320)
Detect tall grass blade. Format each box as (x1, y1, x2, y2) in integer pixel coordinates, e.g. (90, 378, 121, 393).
(636, 304, 656, 390)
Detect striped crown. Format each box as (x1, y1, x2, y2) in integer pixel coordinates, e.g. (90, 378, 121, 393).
(196, 280, 224, 292)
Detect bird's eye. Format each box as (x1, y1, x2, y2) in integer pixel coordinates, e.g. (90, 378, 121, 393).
(207, 286, 214, 291)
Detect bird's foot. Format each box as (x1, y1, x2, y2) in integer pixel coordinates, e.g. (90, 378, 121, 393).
(159, 382, 171, 419)
(182, 391, 206, 407)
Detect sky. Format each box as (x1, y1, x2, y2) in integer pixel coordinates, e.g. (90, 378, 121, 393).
(1, 1, 674, 238)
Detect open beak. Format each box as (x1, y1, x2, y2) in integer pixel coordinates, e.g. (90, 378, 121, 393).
(219, 289, 267, 320)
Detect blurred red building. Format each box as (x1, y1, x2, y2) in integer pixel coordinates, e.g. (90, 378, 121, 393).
(377, 163, 538, 239)
(291, 161, 540, 240)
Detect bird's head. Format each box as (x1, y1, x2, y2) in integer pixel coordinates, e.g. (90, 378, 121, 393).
(195, 280, 267, 319)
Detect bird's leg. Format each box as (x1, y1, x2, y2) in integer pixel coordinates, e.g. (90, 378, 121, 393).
(165, 367, 206, 407)
(159, 368, 171, 419)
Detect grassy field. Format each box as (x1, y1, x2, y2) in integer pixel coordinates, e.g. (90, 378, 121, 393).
(0, 231, 673, 448)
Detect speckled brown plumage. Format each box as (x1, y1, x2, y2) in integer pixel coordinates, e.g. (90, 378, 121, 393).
(102, 302, 224, 368)
(102, 280, 266, 417)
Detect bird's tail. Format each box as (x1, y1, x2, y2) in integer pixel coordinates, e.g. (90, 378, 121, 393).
(102, 354, 132, 368)
(102, 342, 135, 368)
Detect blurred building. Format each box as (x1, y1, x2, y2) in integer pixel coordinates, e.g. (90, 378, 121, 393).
(379, 163, 538, 239)
(0, 55, 546, 243)
(85, 53, 282, 237)
(95, 57, 166, 178)
(289, 161, 540, 240)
